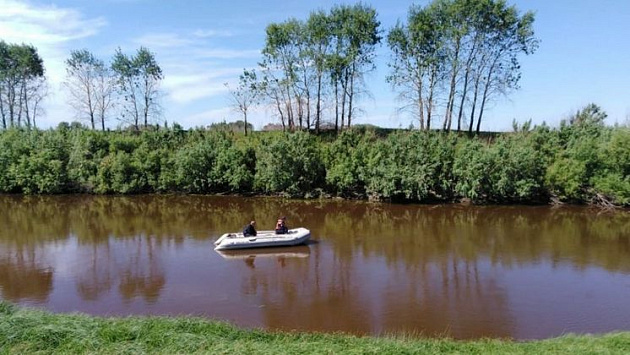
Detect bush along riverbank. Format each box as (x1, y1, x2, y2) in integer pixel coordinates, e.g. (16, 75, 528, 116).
(1, 302, 629, 354)
(0, 107, 628, 207)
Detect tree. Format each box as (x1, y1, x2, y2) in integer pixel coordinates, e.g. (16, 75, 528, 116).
(0, 41, 46, 129)
(387, 5, 445, 130)
(225, 69, 259, 136)
(64, 49, 114, 130)
(257, 5, 381, 133)
(111, 47, 163, 130)
(306, 10, 333, 132)
(328, 4, 381, 130)
(387, 0, 538, 133)
(260, 19, 303, 131)
(470, 0, 538, 134)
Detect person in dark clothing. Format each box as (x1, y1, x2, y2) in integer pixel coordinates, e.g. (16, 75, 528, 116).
(275, 216, 288, 235)
(243, 220, 257, 236)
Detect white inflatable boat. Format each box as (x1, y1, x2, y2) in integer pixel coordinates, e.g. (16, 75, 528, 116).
(214, 227, 311, 251)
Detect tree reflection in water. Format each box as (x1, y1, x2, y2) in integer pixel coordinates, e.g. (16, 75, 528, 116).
(0, 195, 629, 338)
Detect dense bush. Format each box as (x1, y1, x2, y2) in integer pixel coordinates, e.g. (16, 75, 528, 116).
(0, 106, 628, 206)
(255, 131, 324, 197)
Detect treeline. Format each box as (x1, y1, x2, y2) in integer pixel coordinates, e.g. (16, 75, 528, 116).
(0, 104, 628, 206)
(2, 0, 539, 134)
(0, 41, 46, 129)
(229, 0, 537, 134)
(0, 42, 162, 131)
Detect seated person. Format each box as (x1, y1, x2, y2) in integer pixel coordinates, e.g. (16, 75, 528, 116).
(275, 216, 288, 235)
(243, 220, 257, 236)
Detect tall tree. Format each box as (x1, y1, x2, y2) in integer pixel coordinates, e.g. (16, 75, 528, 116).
(225, 69, 259, 136)
(471, 0, 538, 134)
(387, 0, 537, 133)
(387, 5, 445, 130)
(111, 47, 163, 130)
(328, 4, 381, 130)
(306, 10, 333, 132)
(261, 19, 304, 131)
(64, 49, 114, 130)
(0, 41, 46, 129)
(257, 5, 380, 132)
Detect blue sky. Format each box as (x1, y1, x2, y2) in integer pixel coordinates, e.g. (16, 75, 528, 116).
(1, 0, 629, 130)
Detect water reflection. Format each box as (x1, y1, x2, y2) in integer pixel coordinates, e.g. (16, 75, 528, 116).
(0, 253, 53, 302)
(0, 195, 629, 339)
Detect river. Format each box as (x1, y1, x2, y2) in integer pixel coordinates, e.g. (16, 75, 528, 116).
(0, 195, 629, 339)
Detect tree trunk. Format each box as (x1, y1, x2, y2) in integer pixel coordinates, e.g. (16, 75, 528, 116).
(426, 65, 438, 131)
(315, 72, 322, 133)
(17, 79, 25, 127)
(347, 63, 355, 128)
(417, 86, 424, 130)
(0, 85, 6, 129)
(340, 69, 348, 130)
(244, 110, 248, 136)
(334, 81, 339, 132)
(8, 80, 15, 127)
(476, 58, 498, 134)
(457, 38, 479, 132)
(468, 76, 481, 135)
(24, 89, 31, 129)
(444, 37, 461, 132)
(87, 78, 95, 130)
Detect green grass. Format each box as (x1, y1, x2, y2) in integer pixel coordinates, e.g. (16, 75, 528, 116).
(1, 302, 629, 354)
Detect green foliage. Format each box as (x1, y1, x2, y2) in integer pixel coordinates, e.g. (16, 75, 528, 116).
(111, 47, 163, 129)
(67, 130, 110, 192)
(362, 131, 456, 201)
(454, 133, 545, 203)
(0, 41, 46, 129)
(255, 131, 324, 197)
(0, 105, 628, 206)
(171, 138, 218, 193)
(591, 128, 630, 205)
(95, 151, 147, 194)
(453, 138, 489, 201)
(387, 0, 538, 132)
(324, 129, 372, 197)
(4, 129, 69, 194)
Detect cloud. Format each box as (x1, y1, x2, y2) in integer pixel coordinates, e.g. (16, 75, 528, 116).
(193, 48, 261, 59)
(166, 80, 228, 104)
(133, 33, 194, 48)
(129, 31, 260, 105)
(133, 31, 260, 59)
(0, 0, 107, 127)
(193, 29, 234, 38)
(0, 0, 107, 45)
(184, 107, 234, 127)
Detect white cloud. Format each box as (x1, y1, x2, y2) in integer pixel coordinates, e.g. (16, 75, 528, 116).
(0, 0, 107, 127)
(159, 60, 245, 104)
(193, 29, 234, 38)
(133, 33, 194, 48)
(193, 48, 261, 59)
(166, 81, 228, 104)
(0, 0, 107, 46)
(133, 32, 260, 59)
(184, 107, 233, 127)
(129, 31, 259, 105)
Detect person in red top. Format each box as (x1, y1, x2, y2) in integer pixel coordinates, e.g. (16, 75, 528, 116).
(275, 216, 288, 234)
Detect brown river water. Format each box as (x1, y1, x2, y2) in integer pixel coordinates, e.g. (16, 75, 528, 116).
(1, 195, 629, 339)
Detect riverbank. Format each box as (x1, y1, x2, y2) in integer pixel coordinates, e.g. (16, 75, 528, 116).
(1, 121, 629, 207)
(1, 302, 629, 354)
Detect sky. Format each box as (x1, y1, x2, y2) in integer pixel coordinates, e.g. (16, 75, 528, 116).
(1, 0, 629, 131)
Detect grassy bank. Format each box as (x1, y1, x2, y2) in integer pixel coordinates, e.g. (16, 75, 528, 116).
(1, 302, 629, 354)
